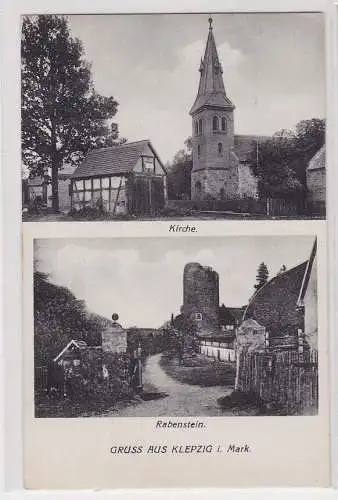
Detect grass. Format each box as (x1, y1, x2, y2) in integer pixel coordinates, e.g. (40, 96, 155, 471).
(159, 353, 236, 387)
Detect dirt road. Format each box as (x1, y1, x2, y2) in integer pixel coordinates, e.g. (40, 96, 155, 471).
(108, 353, 231, 417)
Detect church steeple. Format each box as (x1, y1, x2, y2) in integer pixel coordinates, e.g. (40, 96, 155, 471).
(190, 17, 234, 115)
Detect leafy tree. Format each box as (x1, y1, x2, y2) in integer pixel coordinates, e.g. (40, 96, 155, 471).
(167, 138, 192, 200)
(34, 271, 109, 366)
(254, 262, 269, 291)
(22, 15, 123, 211)
(249, 118, 325, 200)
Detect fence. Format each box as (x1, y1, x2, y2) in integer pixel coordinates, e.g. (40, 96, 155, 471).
(235, 348, 318, 414)
(166, 197, 304, 217)
(35, 366, 48, 392)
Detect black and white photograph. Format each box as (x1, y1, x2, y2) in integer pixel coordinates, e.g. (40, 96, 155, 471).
(22, 12, 326, 222)
(33, 235, 318, 418)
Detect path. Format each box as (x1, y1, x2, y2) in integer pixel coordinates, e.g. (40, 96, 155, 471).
(107, 353, 232, 417)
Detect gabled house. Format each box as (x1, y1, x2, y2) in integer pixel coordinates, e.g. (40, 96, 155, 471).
(70, 140, 167, 216)
(306, 145, 326, 216)
(297, 238, 317, 351)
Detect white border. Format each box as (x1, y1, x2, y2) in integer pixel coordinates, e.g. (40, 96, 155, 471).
(1, 0, 337, 497)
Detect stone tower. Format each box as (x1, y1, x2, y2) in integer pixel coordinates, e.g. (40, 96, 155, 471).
(183, 262, 220, 336)
(190, 18, 237, 201)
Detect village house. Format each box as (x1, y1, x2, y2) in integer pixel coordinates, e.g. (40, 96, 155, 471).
(22, 164, 76, 213)
(306, 145, 326, 215)
(297, 238, 318, 352)
(70, 139, 167, 216)
(190, 18, 266, 201)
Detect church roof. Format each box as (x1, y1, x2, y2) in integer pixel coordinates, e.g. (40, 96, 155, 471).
(234, 134, 270, 162)
(71, 140, 165, 179)
(190, 18, 235, 115)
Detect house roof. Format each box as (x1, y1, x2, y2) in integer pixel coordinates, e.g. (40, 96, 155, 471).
(243, 261, 308, 334)
(53, 339, 88, 363)
(234, 134, 270, 163)
(308, 145, 325, 171)
(297, 238, 317, 306)
(71, 140, 165, 180)
(219, 305, 245, 324)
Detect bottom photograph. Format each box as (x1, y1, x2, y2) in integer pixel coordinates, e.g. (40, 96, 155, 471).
(33, 235, 318, 418)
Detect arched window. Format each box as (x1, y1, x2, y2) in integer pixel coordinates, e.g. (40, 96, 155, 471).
(197, 144, 201, 158)
(218, 142, 223, 157)
(221, 117, 227, 132)
(198, 119, 203, 134)
(212, 116, 219, 131)
(195, 121, 199, 135)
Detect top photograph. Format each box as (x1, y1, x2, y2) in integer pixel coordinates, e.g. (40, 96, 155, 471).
(21, 12, 326, 222)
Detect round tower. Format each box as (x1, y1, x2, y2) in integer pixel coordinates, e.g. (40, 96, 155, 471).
(183, 262, 219, 335)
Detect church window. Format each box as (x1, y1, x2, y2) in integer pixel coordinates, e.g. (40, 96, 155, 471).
(218, 142, 223, 157)
(195, 121, 199, 135)
(198, 119, 203, 134)
(195, 181, 202, 193)
(221, 117, 227, 132)
(197, 144, 201, 158)
(220, 187, 225, 198)
(212, 116, 219, 131)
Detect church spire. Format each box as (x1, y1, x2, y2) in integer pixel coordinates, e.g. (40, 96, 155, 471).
(190, 17, 234, 115)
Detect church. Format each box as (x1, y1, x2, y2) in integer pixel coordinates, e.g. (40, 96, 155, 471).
(190, 18, 266, 201)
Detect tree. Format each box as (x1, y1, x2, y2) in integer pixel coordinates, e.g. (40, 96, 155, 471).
(167, 138, 192, 200)
(22, 15, 123, 211)
(249, 118, 325, 200)
(254, 262, 269, 291)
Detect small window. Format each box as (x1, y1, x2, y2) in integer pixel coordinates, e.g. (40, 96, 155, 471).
(84, 179, 91, 190)
(84, 191, 91, 201)
(212, 116, 219, 131)
(75, 180, 84, 190)
(102, 177, 110, 188)
(198, 119, 203, 134)
(195, 181, 202, 192)
(195, 121, 199, 134)
(218, 142, 223, 157)
(197, 144, 201, 158)
(221, 117, 227, 132)
(195, 312, 202, 321)
(73, 359, 80, 367)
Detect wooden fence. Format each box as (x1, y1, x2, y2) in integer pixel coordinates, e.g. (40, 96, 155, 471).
(236, 348, 318, 414)
(166, 196, 304, 217)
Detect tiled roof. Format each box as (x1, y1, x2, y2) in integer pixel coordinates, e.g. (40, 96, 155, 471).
(27, 176, 45, 187)
(243, 261, 308, 336)
(71, 140, 157, 179)
(307, 145, 325, 171)
(234, 134, 270, 162)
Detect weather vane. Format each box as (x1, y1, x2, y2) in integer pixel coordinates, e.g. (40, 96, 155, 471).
(208, 16, 213, 29)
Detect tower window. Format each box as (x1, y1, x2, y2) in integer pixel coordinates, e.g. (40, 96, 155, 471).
(195, 121, 199, 135)
(212, 116, 219, 131)
(218, 142, 223, 157)
(198, 119, 203, 134)
(221, 117, 227, 132)
(195, 312, 202, 321)
(197, 144, 201, 158)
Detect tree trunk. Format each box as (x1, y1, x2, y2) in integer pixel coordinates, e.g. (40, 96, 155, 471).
(51, 121, 60, 213)
(51, 159, 60, 213)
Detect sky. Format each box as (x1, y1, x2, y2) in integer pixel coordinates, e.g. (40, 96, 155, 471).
(66, 13, 325, 163)
(35, 236, 314, 328)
